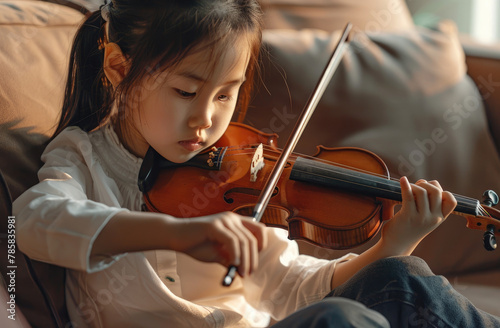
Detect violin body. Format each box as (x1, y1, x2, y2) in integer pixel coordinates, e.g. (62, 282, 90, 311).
(139, 123, 500, 250)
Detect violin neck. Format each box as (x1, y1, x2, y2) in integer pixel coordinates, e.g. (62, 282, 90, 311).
(290, 157, 481, 217)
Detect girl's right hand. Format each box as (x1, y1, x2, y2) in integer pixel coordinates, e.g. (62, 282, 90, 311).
(167, 212, 267, 277)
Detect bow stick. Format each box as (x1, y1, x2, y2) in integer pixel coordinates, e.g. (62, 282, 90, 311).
(223, 22, 353, 286)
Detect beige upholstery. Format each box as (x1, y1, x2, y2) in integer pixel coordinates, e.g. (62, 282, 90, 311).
(0, 1, 499, 326)
(0, 2, 84, 327)
(0, 1, 82, 200)
(463, 38, 500, 155)
(259, 0, 415, 32)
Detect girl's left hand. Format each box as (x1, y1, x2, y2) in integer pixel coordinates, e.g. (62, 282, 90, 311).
(380, 177, 457, 255)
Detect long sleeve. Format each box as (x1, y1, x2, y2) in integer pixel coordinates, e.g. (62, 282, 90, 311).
(13, 127, 129, 272)
(243, 228, 356, 320)
(12, 125, 358, 327)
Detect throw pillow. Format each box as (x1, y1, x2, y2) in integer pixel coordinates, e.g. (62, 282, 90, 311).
(245, 21, 500, 276)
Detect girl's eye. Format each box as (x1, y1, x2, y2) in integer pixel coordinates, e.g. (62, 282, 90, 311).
(218, 94, 231, 102)
(176, 89, 196, 98)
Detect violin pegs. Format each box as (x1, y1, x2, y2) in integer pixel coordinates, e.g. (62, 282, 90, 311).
(482, 190, 499, 207)
(483, 224, 497, 251)
(481, 191, 498, 251)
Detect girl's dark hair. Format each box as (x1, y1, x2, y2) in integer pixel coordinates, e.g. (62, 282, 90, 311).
(54, 0, 263, 137)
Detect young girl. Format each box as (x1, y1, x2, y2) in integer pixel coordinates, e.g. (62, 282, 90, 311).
(12, 1, 500, 327)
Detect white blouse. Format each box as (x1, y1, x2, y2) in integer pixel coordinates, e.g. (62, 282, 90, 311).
(13, 124, 355, 328)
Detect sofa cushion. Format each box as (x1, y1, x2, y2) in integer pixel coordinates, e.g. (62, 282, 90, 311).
(245, 20, 500, 278)
(258, 0, 415, 32)
(0, 1, 83, 199)
(0, 1, 84, 327)
(463, 40, 500, 155)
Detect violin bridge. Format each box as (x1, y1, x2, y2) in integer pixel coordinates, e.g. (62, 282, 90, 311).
(250, 143, 264, 182)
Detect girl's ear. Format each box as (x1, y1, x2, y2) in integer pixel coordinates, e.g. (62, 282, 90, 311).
(103, 43, 130, 87)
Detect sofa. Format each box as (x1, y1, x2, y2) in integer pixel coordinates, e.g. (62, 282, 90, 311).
(0, 1, 499, 327)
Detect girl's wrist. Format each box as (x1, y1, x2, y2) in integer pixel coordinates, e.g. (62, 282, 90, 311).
(375, 235, 417, 258)
(156, 214, 183, 251)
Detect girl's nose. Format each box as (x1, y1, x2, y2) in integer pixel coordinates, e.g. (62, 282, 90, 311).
(188, 102, 213, 130)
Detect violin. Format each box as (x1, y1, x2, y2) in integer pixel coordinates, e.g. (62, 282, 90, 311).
(138, 122, 500, 252)
(137, 22, 499, 287)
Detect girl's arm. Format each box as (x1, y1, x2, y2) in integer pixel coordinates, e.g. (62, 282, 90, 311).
(14, 127, 266, 276)
(331, 177, 457, 289)
(92, 210, 267, 277)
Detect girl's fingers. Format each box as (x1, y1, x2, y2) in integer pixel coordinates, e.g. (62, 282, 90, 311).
(213, 218, 241, 267)
(405, 178, 456, 219)
(238, 221, 259, 275)
(241, 218, 267, 251)
(401, 177, 431, 214)
(426, 180, 457, 216)
(427, 180, 443, 191)
(221, 215, 248, 276)
(221, 213, 261, 277)
(412, 184, 429, 214)
(400, 176, 415, 208)
(441, 191, 458, 217)
(415, 180, 441, 215)
(240, 218, 268, 274)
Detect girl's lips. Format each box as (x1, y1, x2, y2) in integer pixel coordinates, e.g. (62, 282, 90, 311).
(178, 138, 204, 152)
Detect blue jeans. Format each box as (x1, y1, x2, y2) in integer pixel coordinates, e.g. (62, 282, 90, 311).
(272, 256, 500, 328)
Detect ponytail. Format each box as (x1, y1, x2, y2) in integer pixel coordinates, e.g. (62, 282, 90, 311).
(53, 9, 113, 137)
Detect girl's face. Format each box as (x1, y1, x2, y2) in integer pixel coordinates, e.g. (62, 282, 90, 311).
(121, 36, 251, 162)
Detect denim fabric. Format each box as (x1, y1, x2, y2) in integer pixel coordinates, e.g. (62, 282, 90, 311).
(270, 297, 390, 328)
(326, 256, 500, 328)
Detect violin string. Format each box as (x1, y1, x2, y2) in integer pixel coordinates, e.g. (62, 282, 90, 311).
(222, 144, 483, 209)
(223, 145, 405, 198)
(287, 165, 488, 216)
(223, 144, 406, 184)
(221, 144, 465, 198)
(222, 144, 454, 191)
(479, 205, 491, 217)
(306, 163, 483, 210)
(277, 147, 482, 206)
(219, 144, 484, 214)
(222, 144, 397, 181)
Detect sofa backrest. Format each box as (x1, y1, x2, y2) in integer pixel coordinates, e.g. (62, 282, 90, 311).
(258, 0, 415, 32)
(244, 1, 500, 275)
(0, 2, 85, 326)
